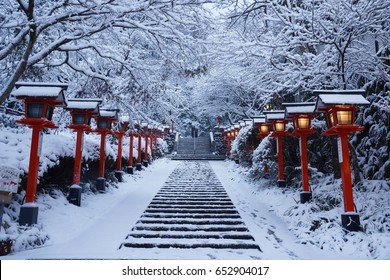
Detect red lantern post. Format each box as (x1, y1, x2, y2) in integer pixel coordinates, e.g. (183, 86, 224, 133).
(66, 98, 101, 206)
(94, 109, 119, 191)
(141, 121, 149, 167)
(12, 82, 67, 225)
(315, 90, 369, 231)
(264, 110, 288, 187)
(150, 126, 154, 160)
(113, 115, 129, 182)
(283, 102, 317, 203)
(226, 128, 232, 158)
(127, 119, 138, 174)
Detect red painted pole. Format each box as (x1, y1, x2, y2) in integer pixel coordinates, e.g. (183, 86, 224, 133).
(116, 133, 123, 171)
(150, 135, 153, 158)
(128, 133, 134, 167)
(73, 129, 83, 185)
(144, 134, 149, 162)
(227, 138, 231, 157)
(277, 135, 284, 182)
(339, 132, 355, 212)
(137, 134, 142, 165)
(154, 136, 157, 157)
(99, 132, 106, 178)
(25, 125, 42, 203)
(300, 133, 309, 193)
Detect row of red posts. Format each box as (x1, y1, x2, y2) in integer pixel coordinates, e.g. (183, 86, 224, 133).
(223, 90, 370, 232)
(11, 82, 171, 225)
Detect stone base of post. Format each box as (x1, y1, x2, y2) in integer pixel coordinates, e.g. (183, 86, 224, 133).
(300, 191, 312, 204)
(19, 205, 39, 225)
(341, 213, 361, 232)
(96, 177, 106, 192)
(136, 163, 142, 171)
(126, 166, 134, 174)
(278, 180, 286, 188)
(115, 171, 124, 182)
(68, 185, 82, 206)
(142, 160, 148, 167)
(234, 158, 239, 164)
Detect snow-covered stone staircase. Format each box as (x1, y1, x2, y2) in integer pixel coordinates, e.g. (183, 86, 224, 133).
(119, 161, 261, 256)
(172, 137, 225, 160)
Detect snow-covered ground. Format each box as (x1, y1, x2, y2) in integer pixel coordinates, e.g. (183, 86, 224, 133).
(2, 158, 388, 260)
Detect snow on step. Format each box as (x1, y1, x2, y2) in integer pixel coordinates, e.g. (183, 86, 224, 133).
(119, 161, 262, 255)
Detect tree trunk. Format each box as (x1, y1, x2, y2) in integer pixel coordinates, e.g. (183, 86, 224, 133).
(0, 1, 37, 105)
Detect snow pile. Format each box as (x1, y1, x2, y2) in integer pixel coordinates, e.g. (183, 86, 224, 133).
(231, 162, 390, 259)
(0, 192, 49, 252)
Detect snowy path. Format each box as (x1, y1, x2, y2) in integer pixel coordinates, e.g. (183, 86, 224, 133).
(2, 158, 347, 260)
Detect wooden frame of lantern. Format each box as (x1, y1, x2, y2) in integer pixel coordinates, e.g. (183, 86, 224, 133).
(264, 110, 288, 188)
(113, 114, 130, 182)
(283, 102, 317, 203)
(315, 90, 369, 231)
(12, 82, 68, 225)
(66, 98, 102, 206)
(94, 108, 119, 191)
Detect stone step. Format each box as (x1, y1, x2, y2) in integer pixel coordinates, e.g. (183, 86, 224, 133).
(144, 209, 240, 214)
(146, 205, 235, 210)
(141, 214, 241, 219)
(153, 197, 230, 201)
(137, 219, 244, 225)
(121, 242, 261, 250)
(132, 225, 249, 232)
(149, 201, 234, 206)
(127, 233, 254, 240)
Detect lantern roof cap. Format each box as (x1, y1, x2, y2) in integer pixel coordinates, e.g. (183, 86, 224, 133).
(282, 102, 316, 119)
(12, 82, 68, 105)
(66, 99, 102, 112)
(264, 110, 285, 121)
(99, 108, 119, 119)
(314, 90, 369, 111)
(252, 115, 267, 124)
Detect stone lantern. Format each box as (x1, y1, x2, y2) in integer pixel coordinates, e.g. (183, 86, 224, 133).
(264, 110, 288, 187)
(315, 90, 369, 231)
(12, 82, 67, 225)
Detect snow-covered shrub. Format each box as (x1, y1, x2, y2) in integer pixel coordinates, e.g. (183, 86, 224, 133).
(165, 134, 175, 153)
(249, 136, 277, 180)
(156, 137, 168, 157)
(214, 132, 226, 155)
(231, 125, 254, 165)
(279, 177, 390, 259)
(352, 80, 390, 181)
(1, 192, 49, 253)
